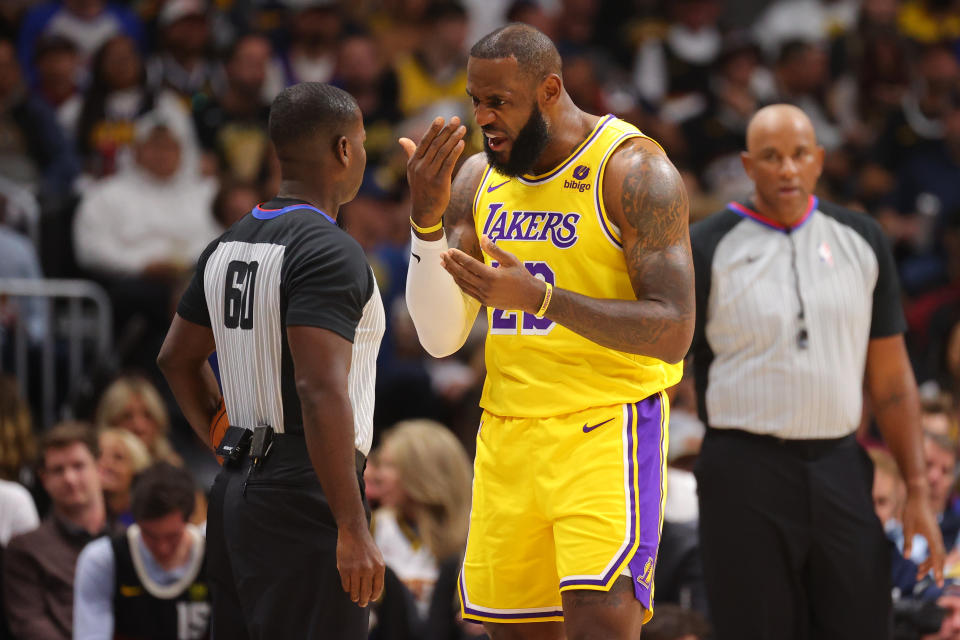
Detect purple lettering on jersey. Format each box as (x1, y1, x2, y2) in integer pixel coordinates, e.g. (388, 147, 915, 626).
(481, 205, 579, 248)
(505, 211, 527, 239)
(523, 212, 546, 240)
(554, 213, 581, 249)
(487, 206, 508, 241)
(537, 212, 565, 242)
(482, 203, 504, 237)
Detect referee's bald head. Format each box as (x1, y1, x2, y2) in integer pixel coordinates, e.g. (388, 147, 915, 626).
(268, 82, 360, 161)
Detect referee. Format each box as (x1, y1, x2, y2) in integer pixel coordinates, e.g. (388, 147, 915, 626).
(690, 104, 943, 640)
(157, 83, 385, 639)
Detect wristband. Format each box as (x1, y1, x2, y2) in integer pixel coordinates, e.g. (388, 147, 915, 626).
(410, 216, 443, 234)
(535, 282, 553, 319)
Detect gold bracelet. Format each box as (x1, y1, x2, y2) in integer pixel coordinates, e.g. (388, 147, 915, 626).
(535, 282, 553, 318)
(410, 216, 443, 234)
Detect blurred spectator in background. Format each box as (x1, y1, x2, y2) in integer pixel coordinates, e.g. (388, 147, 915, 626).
(0, 376, 37, 490)
(871, 446, 934, 593)
(395, 2, 469, 118)
(73, 113, 217, 281)
(97, 427, 151, 529)
(682, 31, 774, 203)
(0, 216, 49, 349)
(95, 376, 181, 467)
(73, 113, 218, 368)
(751, 0, 857, 59)
(16, 0, 143, 81)
(925, 431, 960, 555)
(871, 44, 959, 176)
(655, 369, 709, 616)
(830, 0, 909, 151)
(75, 35, 197, 179)
(73, 462, 209, 640)
(193, 33, 272, 184)
(372, 420, 472, 627)
(0, 37, 79, 203)
(0, 478, 38, 546)
(210, 178, 259, 229)
(562, 51, 608, 115)
(874, 447, 909, 537)
(3, 422, 108, 640)
(633, 0, 723, 124)
(31, 36, 82, 138)
(146, 0, 214, 105)
(505, 0, 555, 40)
(885, 90, 960, 294)
(771, 39, 843, 150)
(898, 0, 960, 45)
(279, 4, 341, 86)
(923, 394, 959, 440)
(333, 31, 402, 170)
(922, 580, 960, 640)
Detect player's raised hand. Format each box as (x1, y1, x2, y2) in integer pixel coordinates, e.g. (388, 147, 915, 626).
(441, 235, 548, 314)
(399, 116, 467, 233)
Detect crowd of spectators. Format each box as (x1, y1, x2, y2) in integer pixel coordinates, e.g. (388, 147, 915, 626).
(2, 0, 960, 637)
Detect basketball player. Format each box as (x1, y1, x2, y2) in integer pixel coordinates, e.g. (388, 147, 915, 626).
(158, 83, 384, 639)
(402, 25, 695, 639)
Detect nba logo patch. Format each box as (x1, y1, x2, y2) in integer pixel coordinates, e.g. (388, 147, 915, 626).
(573, 165, 590, 180)
(637, 557, 654, 589)
(818, 241, 834, 266)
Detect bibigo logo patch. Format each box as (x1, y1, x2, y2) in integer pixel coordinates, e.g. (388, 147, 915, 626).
(564, 165, 591, 192)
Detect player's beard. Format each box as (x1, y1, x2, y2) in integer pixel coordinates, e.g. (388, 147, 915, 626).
(483, 104, 549, 177)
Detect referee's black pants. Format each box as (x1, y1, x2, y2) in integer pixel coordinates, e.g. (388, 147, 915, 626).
(205, 434, 369, 640)
(695, 428, 892, 640)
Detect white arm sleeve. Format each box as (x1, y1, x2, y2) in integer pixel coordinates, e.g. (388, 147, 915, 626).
(405, 231, 481, 358)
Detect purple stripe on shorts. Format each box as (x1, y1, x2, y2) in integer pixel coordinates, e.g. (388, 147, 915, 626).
(459, 570, 564, 620)
(627, 393, 666, 610)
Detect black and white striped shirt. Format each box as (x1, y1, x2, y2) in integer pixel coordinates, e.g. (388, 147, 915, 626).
(690, 197, 905, 440)
(177, 197, 384, 455)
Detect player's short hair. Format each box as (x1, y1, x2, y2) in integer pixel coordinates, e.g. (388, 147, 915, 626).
(268, 82, 359, 152)
(131, 462, 196, 522)
(470, 23, 562, 82)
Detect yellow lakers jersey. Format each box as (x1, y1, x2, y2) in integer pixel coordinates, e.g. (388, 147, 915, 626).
(473, 115, 683, 417)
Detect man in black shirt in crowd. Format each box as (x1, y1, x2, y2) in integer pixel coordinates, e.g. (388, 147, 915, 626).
(73, 462, 210, 640)
(158, 82, 386, 639)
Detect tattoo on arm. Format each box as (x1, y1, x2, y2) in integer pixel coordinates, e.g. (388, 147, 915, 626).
(620, 147, 694, 339)
(541, 142, 695, 362)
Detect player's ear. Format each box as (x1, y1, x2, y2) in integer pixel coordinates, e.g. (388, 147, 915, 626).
(540, 74, 561, 107)
(336, 135, 350, 167)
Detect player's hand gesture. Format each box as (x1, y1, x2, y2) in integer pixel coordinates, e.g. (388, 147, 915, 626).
(442, 234, 548, 314)
(399, 117, 467, 232)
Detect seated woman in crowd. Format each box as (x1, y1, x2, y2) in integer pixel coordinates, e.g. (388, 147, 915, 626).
(95, 375, 181, 466)
(371, 420, 472, 625)
(98, 427, 151, 528)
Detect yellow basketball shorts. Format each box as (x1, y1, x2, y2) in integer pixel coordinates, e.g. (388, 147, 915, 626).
(458, 392, 669, 624)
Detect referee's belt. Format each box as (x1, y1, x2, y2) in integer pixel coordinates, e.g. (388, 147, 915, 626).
(706, 427, 855, 458)
(218, 425, 367, 471)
